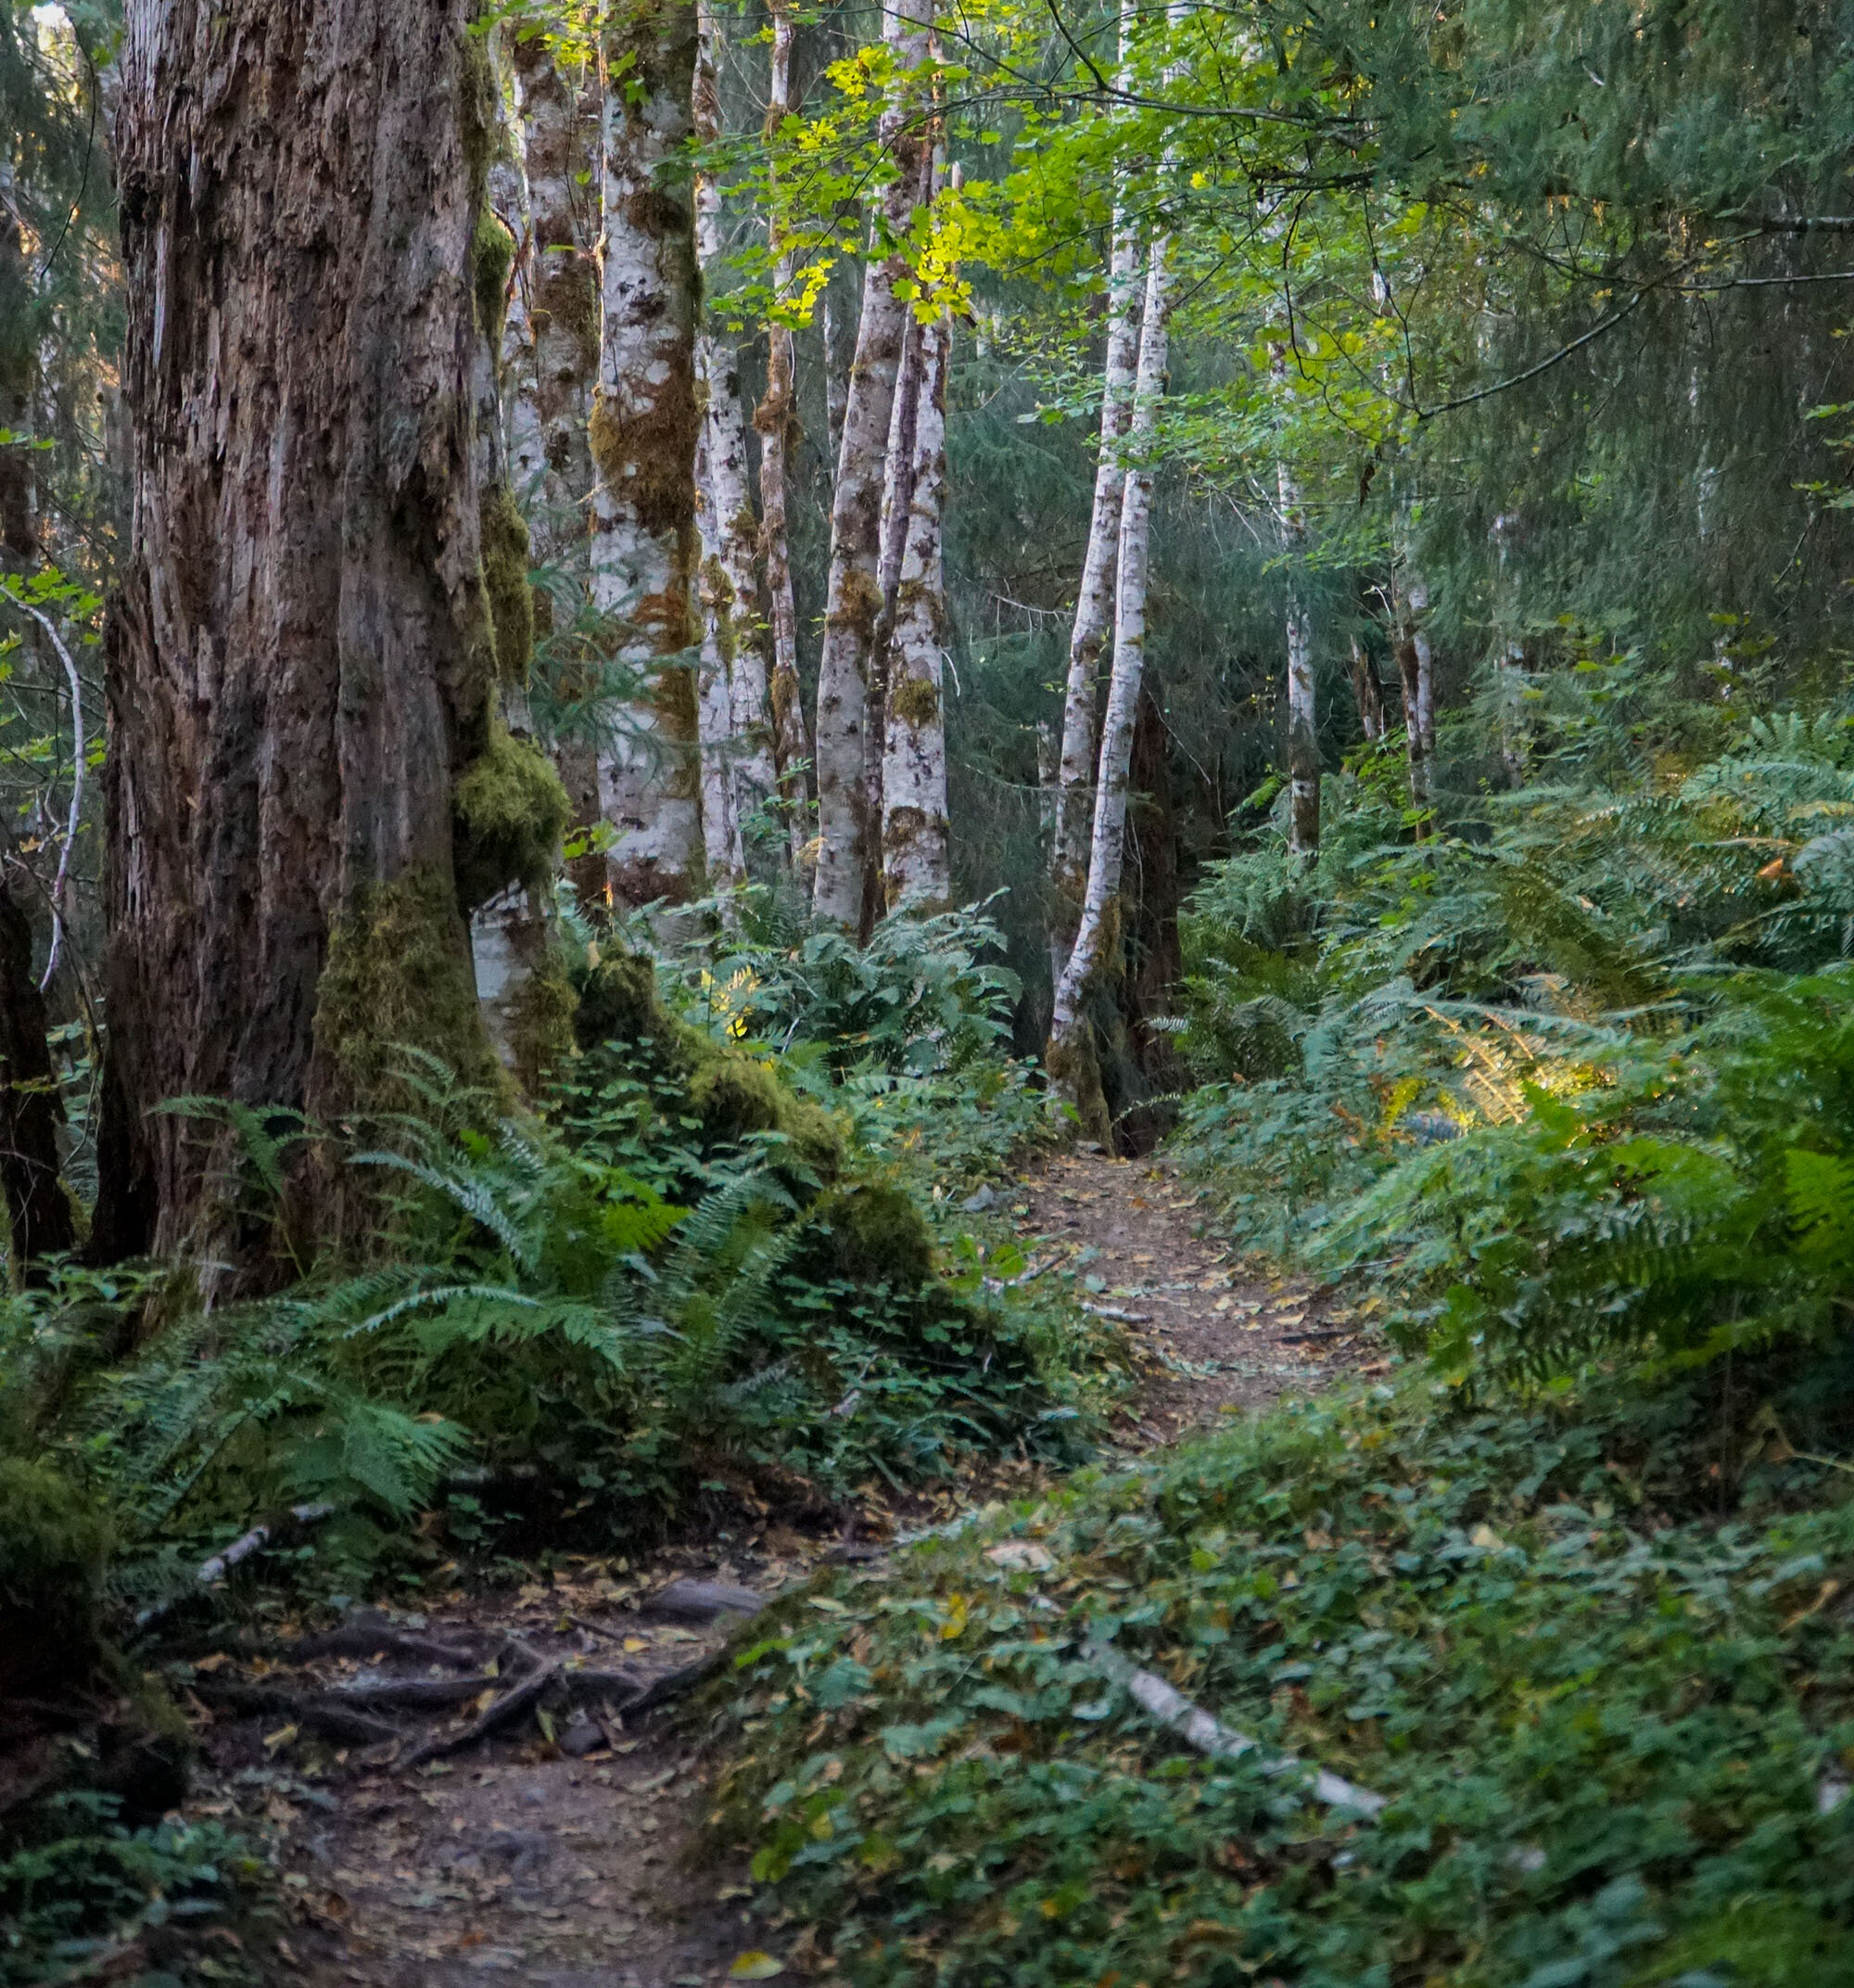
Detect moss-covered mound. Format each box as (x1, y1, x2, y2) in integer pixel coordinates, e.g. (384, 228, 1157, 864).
(0, 1458, 110, 1700)
(795, 1184, 936, 1291)
(575, 952, 844, 1182)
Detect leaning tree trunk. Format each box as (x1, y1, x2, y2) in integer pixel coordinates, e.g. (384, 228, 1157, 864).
(1048, 2, 1140, 988)
(1279, 454, 1319, 864)
(98, 0, 565, 1270)
(755, 0, 812, 871)
(1048, 212, 1176, 1142)
(810, 0, 932, 928)
(590, 0, 704, 911)
(881, 292, 953, 911)
(692, 0, 774, 894)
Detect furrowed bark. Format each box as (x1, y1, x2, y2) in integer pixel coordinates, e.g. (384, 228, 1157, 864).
(810, 0, 932, 929)
(882, 291, 952, 911)
(755, 0, 811, 871)
(590, 0, 704, 912)
(1278, 451, 1319, 864)
(692, 0, 773, 895)
(1049, 3, 1140, 987)
(1048, 203, 1177, 1141)
(98, 0, 513, 1268)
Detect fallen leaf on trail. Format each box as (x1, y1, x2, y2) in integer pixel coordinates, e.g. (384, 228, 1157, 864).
(262, 1724, 298, 1753)
(938, 1594, 969, 1639)
(730, 1956, 784, 1981)
(809, 1596, 847, 1613)
(193, 1652, 230, 1674)
(1470, 1523, 1505, 1549)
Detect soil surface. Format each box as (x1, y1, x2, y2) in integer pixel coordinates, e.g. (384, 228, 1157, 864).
(185, 1150, 1370, 1987)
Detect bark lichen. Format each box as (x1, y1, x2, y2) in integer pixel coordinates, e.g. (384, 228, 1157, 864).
(453, 723, 572, 905)
(589, 367, 700, 545)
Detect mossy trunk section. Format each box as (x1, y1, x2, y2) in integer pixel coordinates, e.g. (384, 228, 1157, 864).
(96, 0, 511, 1266)
(810, 0, 931, 928)
(590, 0, 704, 911)
(882, 300, 952, 913)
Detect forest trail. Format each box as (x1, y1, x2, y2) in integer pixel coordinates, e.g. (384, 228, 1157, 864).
(210, 1152, 1365, 1988)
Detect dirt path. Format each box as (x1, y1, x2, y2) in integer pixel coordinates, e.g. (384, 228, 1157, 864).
(197, 1150, 1367, 1987)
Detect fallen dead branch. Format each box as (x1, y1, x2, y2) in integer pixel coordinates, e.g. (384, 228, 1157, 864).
(1084, 1640, 1385, 1817)
(134, 1503, 336, 1630)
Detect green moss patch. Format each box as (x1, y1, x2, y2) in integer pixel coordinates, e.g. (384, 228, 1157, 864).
(454, 724, 571, 906)
(480, 484, 533, 686)
(314, 867, 501, 1115)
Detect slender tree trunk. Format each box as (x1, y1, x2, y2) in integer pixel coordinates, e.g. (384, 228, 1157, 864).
(863, 303, 924, 931)
(1279, 456, 1319, 863)
(822, 263, 859, 481)
(98, 0, 528, 1266)
(1394, 570, 1434, 832)
(1049, 4, 1140, 987)
(1048, 213, 1176, 1140)
(1350, 627, 1385, 741)
(882, 294, 952, 911)
(809, 0, 931, 928)
(590, 0, 704, 911)
(692, 0, 772, 895)
(755, 0, 811, 871)
(506, 32, 605, 913)
(692, 420, 745, 892)
(0, 202, 72, 1268)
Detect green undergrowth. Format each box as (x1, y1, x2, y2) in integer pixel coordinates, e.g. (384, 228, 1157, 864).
(705, 1367, 1854, 1988)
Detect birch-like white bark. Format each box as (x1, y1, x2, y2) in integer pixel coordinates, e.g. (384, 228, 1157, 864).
(1049, 2, 1141, 982)
(506, 33, 605, 909)
(692, 419, 745, 890)
(472, 33, 561, 1086)
(809, 0, 932, 928)
(1048, 212, 1176, 1115)
(591, 0, 703, 909)
(1279, 454, 1319, 862)
(755, 0, 811, 868)
(692, 0, 772, 892)
(882, 299, 952, 910)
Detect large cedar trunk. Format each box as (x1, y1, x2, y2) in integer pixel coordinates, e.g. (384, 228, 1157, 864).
(97, 0, 513, 1265)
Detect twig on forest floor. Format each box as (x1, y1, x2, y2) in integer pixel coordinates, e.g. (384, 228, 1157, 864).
(1084, 1640, 1386, 1817)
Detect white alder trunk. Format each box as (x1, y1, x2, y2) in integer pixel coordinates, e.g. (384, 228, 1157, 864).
(809, 0, 931, 928)
(506, 32, 605, 911)
(1048, 3, 1140, 985)
(756, 0, 811, 869)
(882, 299, 952, 911)
(590, 0, 704, 911)
(692, 0, 772, 893)
(692, 419, 745, 891)
(1048, 216, 1176, 1135)
(1279, 456, 1319, 863)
